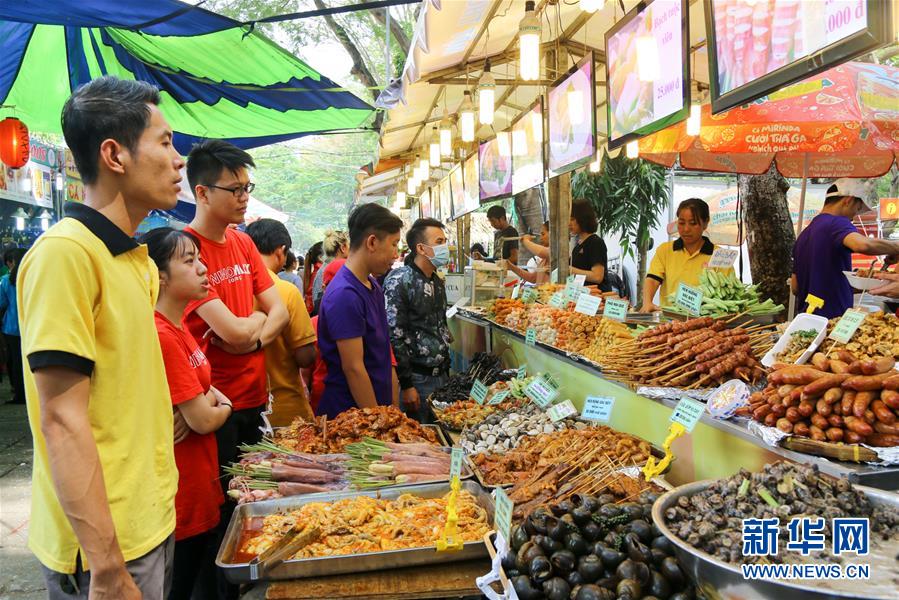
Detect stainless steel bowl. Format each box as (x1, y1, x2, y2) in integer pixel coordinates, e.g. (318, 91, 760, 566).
(651, 480, 899, 600)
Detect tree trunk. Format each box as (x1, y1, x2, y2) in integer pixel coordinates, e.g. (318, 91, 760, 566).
(739, 166, 795, 307)
(312, 0, 382, 129)
(369, 7, 411, 55)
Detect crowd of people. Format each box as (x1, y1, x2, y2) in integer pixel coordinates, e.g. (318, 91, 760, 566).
(17, 76, 458, 600)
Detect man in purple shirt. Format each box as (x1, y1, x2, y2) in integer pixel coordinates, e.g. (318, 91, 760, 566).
(792, 178, 899, 318)
(317, 203, 403, 418)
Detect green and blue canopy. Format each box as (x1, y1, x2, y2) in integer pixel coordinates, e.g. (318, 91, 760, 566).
(0, 0, 374, 153)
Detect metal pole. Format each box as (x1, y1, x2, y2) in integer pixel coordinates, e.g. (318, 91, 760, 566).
(796, 152, 809, 237)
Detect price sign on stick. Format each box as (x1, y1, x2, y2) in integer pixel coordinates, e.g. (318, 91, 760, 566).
(517, 364, 527, 379)
(565, 285, 583, 302)
(449, 448, 464, 480)
(522, 287, 537, 304)
(669, 397, 705, 433)
(829, 309, 866, 344)
(675, 283, 703, 316)
(551, 268, 559, 284)
(511, 284, 521, 300)
(603, 298, 628, 322)
(708, 247, 739, 269)
(494, 487, 513, 543)
(549, 292, 565, 308)
(525, 328, 537, 346)
(582, 396, 615, 422)
(573, 274, 586, 287)
(547, 399, 577, 422)
(805, 294, 824, 314)
(445, 297, 468, 319)
(470, 379, 489, 405)
(488, 390, 510, 405)
(575, 293, 601, 316)
(525, 375, 559, 408)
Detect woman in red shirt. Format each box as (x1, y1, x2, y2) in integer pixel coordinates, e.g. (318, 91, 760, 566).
(141, 228, 234, 600)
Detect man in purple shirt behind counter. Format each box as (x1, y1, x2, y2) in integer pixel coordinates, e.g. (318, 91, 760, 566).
(317, 203, 404, 418)
(792, 178, 899, 319)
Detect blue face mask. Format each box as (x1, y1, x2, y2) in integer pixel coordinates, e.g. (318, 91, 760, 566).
(425, 243, 450, 268)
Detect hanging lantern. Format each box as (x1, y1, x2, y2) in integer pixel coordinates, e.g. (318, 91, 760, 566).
(0, 117, 30, 169)
(406, 176, 416, 196)
(12, 207, 27, 231)
(518, 1, 541, 81)
(477, 60, 496, 125)
(567, 88, 585, 125)
(636, 36, 660, 82)
(419, 150, 431, 180)
(439, 112, 453, 156)
(396, 190, 407, 207)
(512, 129, 527, 156)
(429, 127, 440, 166)
(686, 103, 702, 136)
(626, 140, 639, 159)
(459, 91, 476, 142)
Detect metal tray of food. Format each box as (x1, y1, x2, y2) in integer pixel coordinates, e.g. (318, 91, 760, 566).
(216, 479, 494, 582)
(466, 441, 671, 489)
(652, 480, 899, 600)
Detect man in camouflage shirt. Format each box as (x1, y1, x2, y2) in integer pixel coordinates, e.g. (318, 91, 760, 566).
(384, 218, 451, 423)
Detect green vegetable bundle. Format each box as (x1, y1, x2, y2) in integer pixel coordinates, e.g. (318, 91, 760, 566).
(666, 269, 784, 318)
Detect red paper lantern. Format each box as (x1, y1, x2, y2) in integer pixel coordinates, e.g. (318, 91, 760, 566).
(0, 117, 30, 169)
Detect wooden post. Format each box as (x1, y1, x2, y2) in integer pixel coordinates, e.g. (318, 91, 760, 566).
(458, 213, 471, 272)
(546, 46, 573, 283)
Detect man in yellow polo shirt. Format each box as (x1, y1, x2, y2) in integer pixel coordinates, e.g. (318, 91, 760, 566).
(18, 77, 184, 599)
(246, 219, 317, 424)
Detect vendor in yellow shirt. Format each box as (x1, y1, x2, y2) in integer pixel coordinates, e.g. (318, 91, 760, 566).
(641, 198, 724, 312)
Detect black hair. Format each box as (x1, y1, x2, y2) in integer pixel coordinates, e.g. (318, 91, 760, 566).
(139, 227, 200, 275)
(246, 218, 292, 256)
(406, 218, 445, 257)
(470, 243, 487, 256)
(61, 76, 161, 185)
(347, 204, 403, 250)
(303, 241, 324, 293)
(186, 139, 255, 193)
(3, 247, 19, 266)
(296, 254, 304, 266)
(570, 200, 598, 234)
(486, 205, 506, 220)
(7, 247, 28, 287)
(676, 198, 710, 224)
(284, 250, 297, 270)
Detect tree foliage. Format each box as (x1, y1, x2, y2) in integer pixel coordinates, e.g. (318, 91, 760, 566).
(572, 153, 670, 299)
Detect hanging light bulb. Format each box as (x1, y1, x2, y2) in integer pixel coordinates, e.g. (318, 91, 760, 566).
(567, 88, 584, 125)
(531, 111, 543, 143)
(429, 127, 440, 166)
(626, 140, 639, 159)
(636, 36, 660, 82)
(406, 177, 416, 196)
(580, 0, 604, 12)
(55, 172, 64, 191)
(518, 1, 541, 81)
(477, 60, 496, 125)
(497, 131, 511, 157)
(459, 91, 476, 142)
(419, 151, 430, 180)
(396, 189, 406, 206)
(439, 112, 453, 156)
(686, 103, 702, 136)
(39, 209, 51, 231)
(12, 208, 27, 231)
(512, 129, 527, 156)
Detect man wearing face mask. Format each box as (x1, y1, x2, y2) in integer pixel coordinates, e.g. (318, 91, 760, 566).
(384, 218, 452, 422)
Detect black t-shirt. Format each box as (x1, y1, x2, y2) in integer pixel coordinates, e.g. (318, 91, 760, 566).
(494, 225, 519, 260)
(571, 234, 610, 290)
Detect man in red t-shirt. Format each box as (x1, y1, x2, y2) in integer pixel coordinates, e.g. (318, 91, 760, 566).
(184, 141, 288, 599)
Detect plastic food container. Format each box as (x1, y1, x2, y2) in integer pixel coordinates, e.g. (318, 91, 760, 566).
(843, 270, 883, 291)
(761, 313, 829, 368)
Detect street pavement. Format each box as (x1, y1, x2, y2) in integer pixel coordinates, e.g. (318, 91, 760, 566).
(0, 389, 44, 599)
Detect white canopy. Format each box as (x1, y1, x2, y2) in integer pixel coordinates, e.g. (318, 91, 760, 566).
(368, 0, 711, 189)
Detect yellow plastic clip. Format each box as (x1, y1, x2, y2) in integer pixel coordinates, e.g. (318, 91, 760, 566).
(642, 422, 686, 481)
(805, 294, 824, 314)
(436, 476, 464, 552)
